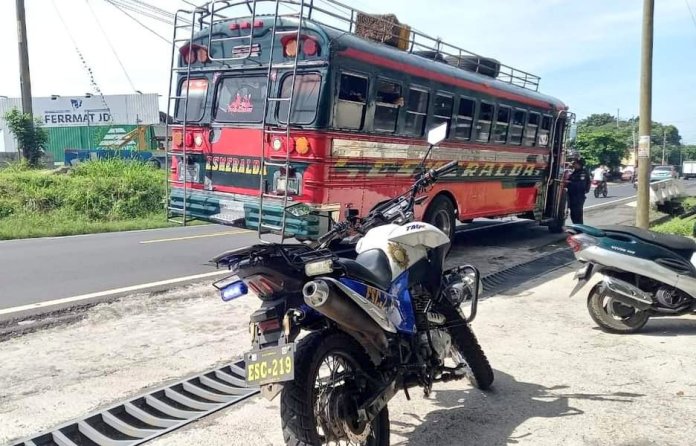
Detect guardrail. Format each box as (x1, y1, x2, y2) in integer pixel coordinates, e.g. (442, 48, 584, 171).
(649, 178, 685, 205)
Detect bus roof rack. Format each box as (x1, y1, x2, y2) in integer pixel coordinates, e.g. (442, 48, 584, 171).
(189, 0, 541, 91)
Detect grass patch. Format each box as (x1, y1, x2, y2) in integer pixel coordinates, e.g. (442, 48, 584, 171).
(0, 159, 181, 240)
(652, 215, 696, 237)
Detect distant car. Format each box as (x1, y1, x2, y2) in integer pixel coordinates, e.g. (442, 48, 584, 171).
(621, 169, 634, 182)
(650, 165, 678, 182)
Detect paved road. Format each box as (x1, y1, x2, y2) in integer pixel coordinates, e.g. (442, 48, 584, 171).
(584, 181, 636, 208)
(0, 179, 686, 314)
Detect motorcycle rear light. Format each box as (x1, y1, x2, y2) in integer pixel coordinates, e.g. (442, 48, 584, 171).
(257, 319, 281, 333)
(247, 275, 281, 297)
(566, 234, 598, 253)
(220, 280, 248, 301)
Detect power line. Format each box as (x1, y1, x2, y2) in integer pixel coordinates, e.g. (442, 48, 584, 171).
(50, 0, 112, 116)
(103, 0, 171, 44)
(106, 0, 174, 25)
(85, 0, 138, 92)
(685, 0, 696, 36)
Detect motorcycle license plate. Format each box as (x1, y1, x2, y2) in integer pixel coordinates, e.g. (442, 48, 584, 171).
(244, 343, 295, 386)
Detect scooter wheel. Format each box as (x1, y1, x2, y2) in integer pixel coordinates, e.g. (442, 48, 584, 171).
(587, 286, 649, 334)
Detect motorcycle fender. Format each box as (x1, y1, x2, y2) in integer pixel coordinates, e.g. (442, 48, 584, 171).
(570, 270, 605, 298)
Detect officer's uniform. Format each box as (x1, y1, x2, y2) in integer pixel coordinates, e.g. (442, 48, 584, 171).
(567, 167, 591, 224)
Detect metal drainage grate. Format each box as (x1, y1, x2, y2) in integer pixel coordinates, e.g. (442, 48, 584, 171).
(481, 248, 576, 298)
(11, 361, 258, 446)
(10, 249, 576, 446)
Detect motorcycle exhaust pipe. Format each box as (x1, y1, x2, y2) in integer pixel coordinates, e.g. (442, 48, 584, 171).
(303, 280, 388, 355)
(601, 276, 653, 311)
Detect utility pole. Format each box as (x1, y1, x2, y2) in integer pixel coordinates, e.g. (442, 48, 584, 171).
(636, 0, 654, 229)
(15, 0, 33, 116)
(617, 108, 620, 128)
(661, 128, 666, 165)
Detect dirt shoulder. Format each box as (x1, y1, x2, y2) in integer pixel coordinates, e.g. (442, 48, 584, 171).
(151, 267, 696, 446)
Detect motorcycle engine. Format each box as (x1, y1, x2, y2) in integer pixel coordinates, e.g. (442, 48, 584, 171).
(655, 286, 690, 309)
(412, 285, 451, 362)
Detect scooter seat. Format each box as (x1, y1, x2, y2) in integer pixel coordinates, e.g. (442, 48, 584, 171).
(336, 249, 392, 290)
(599, 225, 696, 252)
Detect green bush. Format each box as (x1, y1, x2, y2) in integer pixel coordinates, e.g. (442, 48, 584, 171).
(0, 159, 169, 239)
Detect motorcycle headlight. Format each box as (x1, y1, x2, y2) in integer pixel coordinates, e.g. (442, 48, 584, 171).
(305, 259, 333, 276)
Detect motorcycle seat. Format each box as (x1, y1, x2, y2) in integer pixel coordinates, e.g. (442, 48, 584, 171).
(599, 225, 696, 252)
(336, 249, 392, 290)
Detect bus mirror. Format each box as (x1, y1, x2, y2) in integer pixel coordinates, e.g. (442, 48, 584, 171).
(427, 123, 448, 146)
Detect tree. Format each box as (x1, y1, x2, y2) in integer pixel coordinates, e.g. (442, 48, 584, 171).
(578, 113, 616, 128)
(3, 108, 48, 167)
(575, 128, 628, 169)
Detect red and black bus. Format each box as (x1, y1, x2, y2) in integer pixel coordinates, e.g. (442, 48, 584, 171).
(167, 0, 571, 240)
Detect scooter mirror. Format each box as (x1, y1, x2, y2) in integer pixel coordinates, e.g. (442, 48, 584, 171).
(427, 122, 448, 145)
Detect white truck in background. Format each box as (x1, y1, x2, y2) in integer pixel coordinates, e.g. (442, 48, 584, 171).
(682, 161, 696, 180)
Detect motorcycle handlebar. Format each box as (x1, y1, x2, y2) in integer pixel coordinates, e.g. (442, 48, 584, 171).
(434, 160, 459, 177)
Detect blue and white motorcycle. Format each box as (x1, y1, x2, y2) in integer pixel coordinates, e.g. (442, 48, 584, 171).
(213, 125, 493, 446)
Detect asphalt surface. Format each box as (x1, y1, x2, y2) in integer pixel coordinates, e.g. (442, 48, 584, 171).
(0, 179, 678, 313)
(584, 181, 636, 208)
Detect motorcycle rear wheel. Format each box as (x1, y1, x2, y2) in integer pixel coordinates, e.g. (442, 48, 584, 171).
(280, 331, 390, 446)
(594, 187, 600, 198)
(587, 286, 649, 334)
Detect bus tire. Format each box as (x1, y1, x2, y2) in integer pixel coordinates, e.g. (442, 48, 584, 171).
(424, 195, 456, 242)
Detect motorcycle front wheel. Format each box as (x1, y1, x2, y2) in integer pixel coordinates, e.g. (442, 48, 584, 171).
(443, 309, 494, 390)
(587, 286, 649, 334)
(281, 331, 389, 446)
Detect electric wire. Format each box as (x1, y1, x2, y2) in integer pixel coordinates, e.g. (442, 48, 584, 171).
(50, 0, 112, 116)
(85, 0, 138, 92)
(685, 0, 696, 37)
(103, 0, 171, 43)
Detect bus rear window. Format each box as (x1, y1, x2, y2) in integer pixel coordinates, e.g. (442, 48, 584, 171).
(176, 79, 208, 122)
(278, 73, 321, 125)
(215, 76, 267, 123)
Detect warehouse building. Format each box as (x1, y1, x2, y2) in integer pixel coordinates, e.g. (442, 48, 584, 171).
(0, 93, 160, 165)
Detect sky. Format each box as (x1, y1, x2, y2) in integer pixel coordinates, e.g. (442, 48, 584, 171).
(1, 0, 695, 143)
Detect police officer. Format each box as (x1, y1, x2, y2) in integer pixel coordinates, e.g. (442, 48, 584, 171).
(566, 157, 591, 224)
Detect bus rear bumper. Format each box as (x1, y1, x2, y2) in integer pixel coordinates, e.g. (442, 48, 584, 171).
(169, 188, 329, 239)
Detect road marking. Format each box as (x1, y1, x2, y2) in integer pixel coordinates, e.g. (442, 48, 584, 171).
(139, 229, 252, 244)
(625, 201, 638, 207)
(0, 270, 230, 318)
(585, 196, 637, 210)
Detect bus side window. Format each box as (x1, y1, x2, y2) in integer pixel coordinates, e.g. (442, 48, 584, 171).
(432, 93, 454, 135)
(454, 97, 475, 140)
(510, 109, 526, 145)
(538, 115, 552, 147)
(336, 73, 368, 130)
(494, 106, 511, 143)
(524, 112, 540, 146)
(476, 102, 494, 143)
(404, 88, 429, 136)
(374, 79, 402, 133)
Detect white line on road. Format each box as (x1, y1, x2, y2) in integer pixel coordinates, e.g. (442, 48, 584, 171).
(0, 270, 230, 318)
(585, 196, 637, 210)
(139, 229, 252, 244)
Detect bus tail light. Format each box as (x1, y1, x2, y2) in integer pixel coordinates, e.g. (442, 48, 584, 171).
(281, 35, 319, 58)
(294, 137, 310, 155)
(180, 44, 209, 65)
(173, 131, 183, 148)
(184, 132, 194, 147)
(271, 137, 283, 151)
(193, 132, 204, 147)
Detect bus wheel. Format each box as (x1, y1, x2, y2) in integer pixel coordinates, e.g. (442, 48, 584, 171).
(424, 195, 456, 242)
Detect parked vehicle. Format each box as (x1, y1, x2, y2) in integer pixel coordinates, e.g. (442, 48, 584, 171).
(620, 166, 635, 182)
(566, 224, 696, 334)
(682, 161, 696, 180)
(213, 125, 493, 445)
(167, 0, 570, 239)
(650, 165, 678, 182)
(591, 179, 608, 198)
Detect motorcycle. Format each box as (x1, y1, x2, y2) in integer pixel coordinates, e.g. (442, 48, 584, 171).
(591, 179, 608, 198)
(212, 124, 493, 445)
(566, 223, 696, 333)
